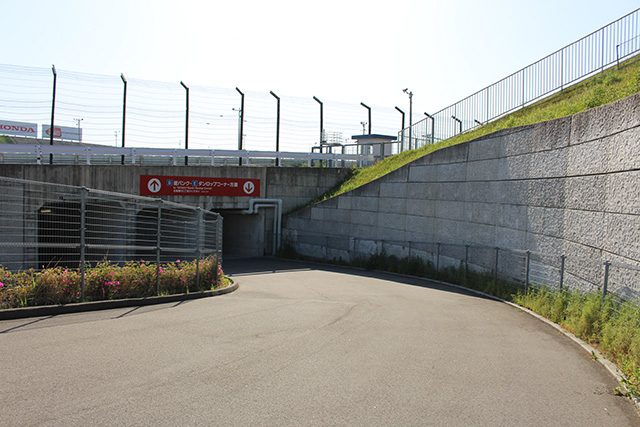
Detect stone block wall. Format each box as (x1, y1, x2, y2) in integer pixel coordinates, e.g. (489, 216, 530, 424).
(283, 94, 640, 297)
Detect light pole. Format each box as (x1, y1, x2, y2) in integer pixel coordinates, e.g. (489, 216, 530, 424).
(403, 88, 413, 150)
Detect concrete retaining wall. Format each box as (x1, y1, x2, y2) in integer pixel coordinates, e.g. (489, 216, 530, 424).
(0, 165, 348, 214)
(283, 94, 640, 297)
(0, 165, 350, 257)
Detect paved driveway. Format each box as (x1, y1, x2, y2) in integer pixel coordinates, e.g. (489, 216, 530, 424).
(1, 258, 638, 426)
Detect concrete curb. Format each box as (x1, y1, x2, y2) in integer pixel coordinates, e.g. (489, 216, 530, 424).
(0, 281, 238, 321)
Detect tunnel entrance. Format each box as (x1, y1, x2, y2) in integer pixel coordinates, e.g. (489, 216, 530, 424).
(212, 209, 265, 258)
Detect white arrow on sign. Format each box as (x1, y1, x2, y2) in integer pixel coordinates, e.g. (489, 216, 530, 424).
(243, 181, 255, 194)
(148, 178, 161, 193)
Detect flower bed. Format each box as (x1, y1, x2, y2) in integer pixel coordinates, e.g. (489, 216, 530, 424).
(0, 256, 228, 309)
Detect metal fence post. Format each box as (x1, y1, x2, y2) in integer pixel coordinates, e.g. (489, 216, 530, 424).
(180, 81, 190, 165)
(353, 237, 358, 261)
(195, 208, 202, 290)
(436, 243, 441, 272)
(80, 187, 87, 300)
(464, 245, 469, 285)
(559, 255, 566, 290)
(156, 200, 162, 295)
(120, 73, 127, 165)
(494, 247, 500, 285)
(49, 65, 57, 165)
(525, 251, 531, 292)
(217, 215, 224, 270)
(324, 236, 328, 261)
(602, 261, 611, 306)
(270, 91, 281, 166)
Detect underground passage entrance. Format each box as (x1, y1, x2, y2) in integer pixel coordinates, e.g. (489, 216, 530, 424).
(213, 209, 269, 258)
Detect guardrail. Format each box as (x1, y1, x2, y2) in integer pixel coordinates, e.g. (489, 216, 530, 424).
(0, 144, 369, 167)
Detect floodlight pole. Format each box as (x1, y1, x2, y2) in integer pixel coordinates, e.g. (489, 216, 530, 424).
(180, 81, 189, 165)
(360, 102, 371, 134)
(270, 91, 281, 166)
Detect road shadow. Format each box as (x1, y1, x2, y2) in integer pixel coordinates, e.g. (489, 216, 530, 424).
(222, 256, 502, 303)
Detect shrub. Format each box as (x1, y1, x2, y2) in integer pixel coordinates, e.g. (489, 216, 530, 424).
(0, 256, 226, 309)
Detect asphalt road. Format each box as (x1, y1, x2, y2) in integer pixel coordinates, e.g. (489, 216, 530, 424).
(1, 257, 638, 426)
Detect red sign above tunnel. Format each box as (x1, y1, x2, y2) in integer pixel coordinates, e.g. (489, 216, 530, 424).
(140, 175, 260, 197)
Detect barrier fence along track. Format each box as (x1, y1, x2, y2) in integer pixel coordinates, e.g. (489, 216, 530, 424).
(285, 232, 640, 313)
(2, 12, 639, 159)
(401, 8, 640, 150)
(0, 176, 223, 299)
(0, 144, 372, 168)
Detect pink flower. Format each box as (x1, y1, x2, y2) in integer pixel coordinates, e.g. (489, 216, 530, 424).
(0, 282, 3, 287)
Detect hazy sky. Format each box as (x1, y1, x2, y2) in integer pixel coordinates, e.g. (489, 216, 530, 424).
(2, 0, 639, 122)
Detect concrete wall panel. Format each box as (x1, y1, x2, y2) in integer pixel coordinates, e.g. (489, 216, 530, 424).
(280, 95, 640, 292)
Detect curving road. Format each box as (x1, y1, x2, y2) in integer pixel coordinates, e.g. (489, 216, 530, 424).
(0, 258, 638, 426)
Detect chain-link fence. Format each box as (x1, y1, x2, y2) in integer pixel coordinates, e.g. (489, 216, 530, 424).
(285, 232, 640, 306)
(0, 176, 223, 299)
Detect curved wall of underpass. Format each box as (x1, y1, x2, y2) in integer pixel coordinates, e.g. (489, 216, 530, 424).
(283, 94, 640, 298)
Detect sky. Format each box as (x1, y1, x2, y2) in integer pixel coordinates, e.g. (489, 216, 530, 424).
(1, 0, 639, 150)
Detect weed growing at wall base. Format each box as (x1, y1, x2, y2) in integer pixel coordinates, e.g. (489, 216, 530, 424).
(514, 287, 640, 401)
(0, 256, 228, 309)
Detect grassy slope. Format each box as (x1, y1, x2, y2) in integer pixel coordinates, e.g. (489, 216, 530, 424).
(323, 57, 640, 200)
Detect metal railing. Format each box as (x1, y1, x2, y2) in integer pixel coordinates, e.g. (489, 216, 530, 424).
(284, 233, 640, 306)
(0, 144, 367, 168)
(312, 141, 402, 161)
(0, 176, 223, 297)
(402, 8, 640, 150)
